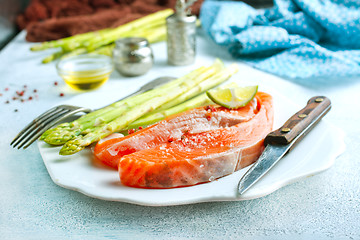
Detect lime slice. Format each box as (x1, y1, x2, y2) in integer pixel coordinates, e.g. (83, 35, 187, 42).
(206, 86, 258, 109)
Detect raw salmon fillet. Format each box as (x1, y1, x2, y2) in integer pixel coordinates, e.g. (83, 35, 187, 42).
(94, 92, 274, 188)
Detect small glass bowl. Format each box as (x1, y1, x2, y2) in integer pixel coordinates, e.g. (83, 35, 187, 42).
(56, 54, 113, 91)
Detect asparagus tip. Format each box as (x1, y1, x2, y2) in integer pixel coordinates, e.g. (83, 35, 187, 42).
(30, 45, 44, 51)
(59, 140, 85, 155)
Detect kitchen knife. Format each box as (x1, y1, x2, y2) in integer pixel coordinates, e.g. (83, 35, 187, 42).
(238, 96, 331, 195)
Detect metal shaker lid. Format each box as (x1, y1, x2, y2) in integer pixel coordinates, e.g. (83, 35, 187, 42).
(167, 13, 196, 23)
(115, 37, 149, 50)
(169, 0, 198, 22)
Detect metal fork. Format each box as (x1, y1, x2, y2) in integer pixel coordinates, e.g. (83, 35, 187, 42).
(11, 76, 175, 149)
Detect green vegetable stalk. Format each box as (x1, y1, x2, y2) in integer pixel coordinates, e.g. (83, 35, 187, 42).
(40, 60, 239, 156)
(30, 9, 174, 63)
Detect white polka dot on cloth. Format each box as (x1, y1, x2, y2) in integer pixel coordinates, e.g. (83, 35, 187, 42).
(200, 0, 360, 80)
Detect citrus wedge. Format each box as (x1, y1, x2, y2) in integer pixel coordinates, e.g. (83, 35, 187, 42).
(206, 85, 258, 109)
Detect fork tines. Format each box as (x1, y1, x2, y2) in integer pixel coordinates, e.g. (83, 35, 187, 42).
(11, 105, 81, 149)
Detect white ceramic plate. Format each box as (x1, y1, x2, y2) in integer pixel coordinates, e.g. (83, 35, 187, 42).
(38, 83, 345, 206)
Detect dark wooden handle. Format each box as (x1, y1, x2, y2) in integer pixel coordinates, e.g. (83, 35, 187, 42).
(264, 96, 331, 146)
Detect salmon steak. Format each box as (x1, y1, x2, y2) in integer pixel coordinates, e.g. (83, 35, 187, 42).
(93, 92, 274, 188)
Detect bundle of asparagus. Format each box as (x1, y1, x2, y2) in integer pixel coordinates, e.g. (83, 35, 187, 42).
(30, 9, 174, 63)
(41, 60, 239, 155)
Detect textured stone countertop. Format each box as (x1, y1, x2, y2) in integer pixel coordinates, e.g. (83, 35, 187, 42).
(1, 31, 359, 240)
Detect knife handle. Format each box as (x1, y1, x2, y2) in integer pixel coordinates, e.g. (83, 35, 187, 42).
(264, 96, 331, 147)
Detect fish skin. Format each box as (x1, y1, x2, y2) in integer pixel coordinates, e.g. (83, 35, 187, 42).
(94, 92, 273, 188)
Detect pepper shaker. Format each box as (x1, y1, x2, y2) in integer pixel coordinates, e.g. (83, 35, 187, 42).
(112, 37, 154, 77)
(166, 0, 197, 66)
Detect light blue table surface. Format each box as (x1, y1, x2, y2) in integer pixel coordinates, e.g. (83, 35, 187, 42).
(1, 31, 359, 240)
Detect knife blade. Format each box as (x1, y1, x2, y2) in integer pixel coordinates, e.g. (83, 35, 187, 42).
(238, 96, 331, 195)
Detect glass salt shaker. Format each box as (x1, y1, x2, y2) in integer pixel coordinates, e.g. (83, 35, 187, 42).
(112, 37, 154, 77)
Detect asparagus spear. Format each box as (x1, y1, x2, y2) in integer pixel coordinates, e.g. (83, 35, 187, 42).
(90, 44, 114, 57)
(41, 50, 65, 64)
(42, 25, 166, 63)
(91, 22, 169, 56)
(30, 9, 172, 52)
(40, 23, 168, 63)
(127, 93, 212, 130)
(30, 31, 105, 51)
(62, 23, 167, 60)
(149, 59, 225, 114)
(86, 10, 172, 51)
(38, 11, 200, 63)
(42, 64, 214, 145)
(60, 19, 199, 61)
(31, 9, 173, 63)
(127, 65, 239, 129)
(59, 63, 225, 155)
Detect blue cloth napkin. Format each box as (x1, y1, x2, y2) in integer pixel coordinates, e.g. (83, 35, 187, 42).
(200, 0, 360, 79)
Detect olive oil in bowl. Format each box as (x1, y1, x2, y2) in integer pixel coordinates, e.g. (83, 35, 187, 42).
(57, 54, 113, 91)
